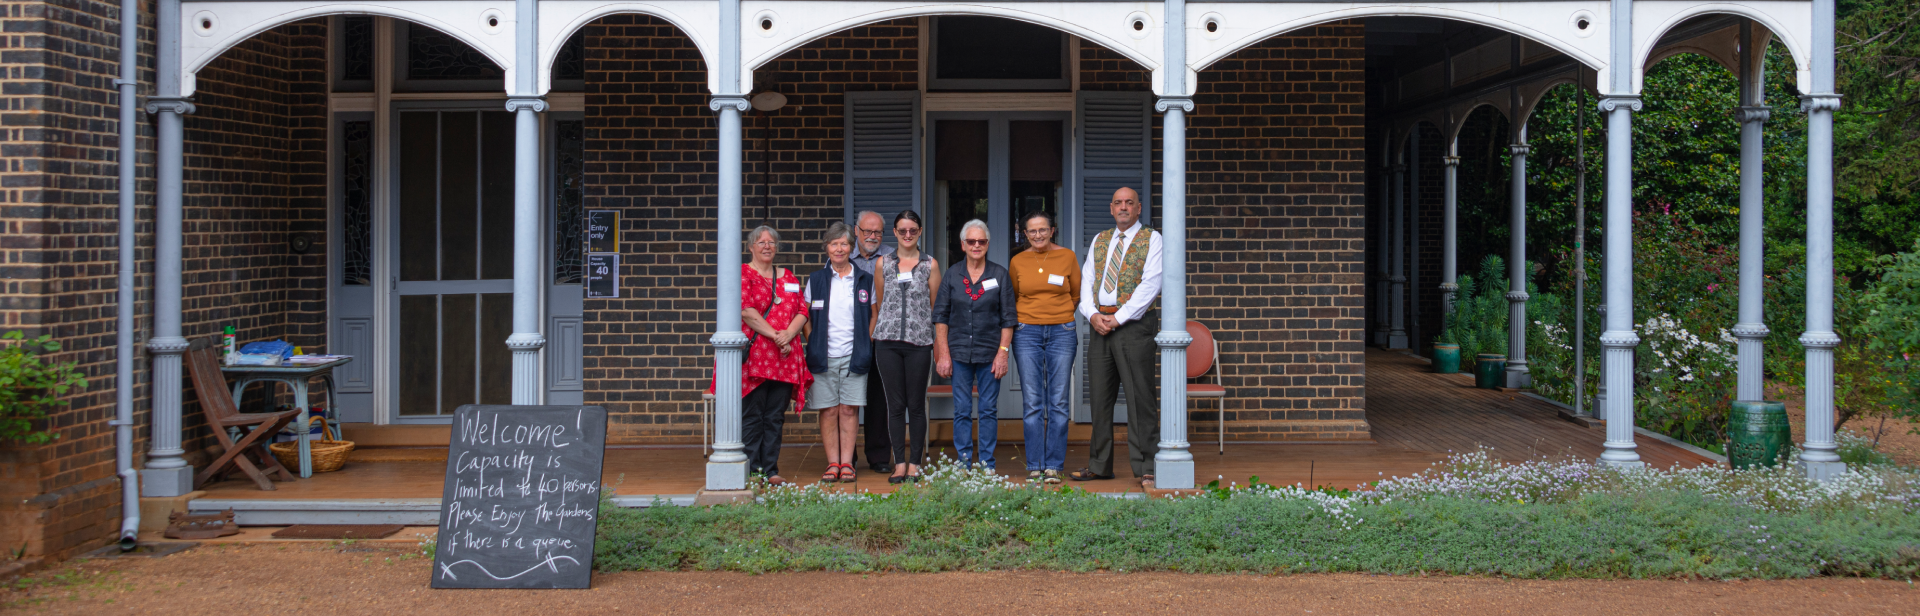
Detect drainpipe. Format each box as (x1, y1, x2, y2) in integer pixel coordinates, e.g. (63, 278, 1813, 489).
(113, 0, 141, 550)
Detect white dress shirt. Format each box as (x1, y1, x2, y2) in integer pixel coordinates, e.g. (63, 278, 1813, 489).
(806, 263, 858, 358)
(1076, 220, 1163, 326)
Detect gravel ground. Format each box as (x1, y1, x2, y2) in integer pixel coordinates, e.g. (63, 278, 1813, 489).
(5, 542, 1915, 615)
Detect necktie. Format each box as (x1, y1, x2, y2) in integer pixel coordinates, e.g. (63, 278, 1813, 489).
(1102, 231, 1124, 294)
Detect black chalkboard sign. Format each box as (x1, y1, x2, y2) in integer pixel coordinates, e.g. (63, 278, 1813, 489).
(585, 210, 619, 254)
(584, 254, 618, 299)
(432, 405, 608, 589)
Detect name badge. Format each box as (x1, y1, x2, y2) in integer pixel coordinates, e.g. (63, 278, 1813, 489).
(858, 289, 870, 303)
(1047, 274, 1066, 286)
(896, 272, 914, 283)
(784, 282, 801, 294)
(981, 278, 1000, 291)
(811, 300, 825, 309)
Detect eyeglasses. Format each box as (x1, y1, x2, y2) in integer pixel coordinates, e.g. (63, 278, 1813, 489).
(962, 239, 988, 247)
(895, 227, 921, 236)
(753, 241, 777, 247)
(857, 229, 884, 237)
(1023, 228, 1054, 236)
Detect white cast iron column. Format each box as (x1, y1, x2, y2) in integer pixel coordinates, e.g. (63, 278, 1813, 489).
(1799, 0, 1846, 480)
(1388, 152, 1409, 349)
(707, 0, 751, 490)
(506, 0, 546, 404)
(1506, 113, 1532, 388)
(1440, 146, 1459, 313)
(1153, 0, 1194, 489)
(1732, 20, 1769, 403)
(141, 0, 194, 496)
(1597, 0, 1642, 467)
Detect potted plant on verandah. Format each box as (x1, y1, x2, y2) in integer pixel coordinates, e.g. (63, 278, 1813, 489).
(1435, 256, 1510, 380)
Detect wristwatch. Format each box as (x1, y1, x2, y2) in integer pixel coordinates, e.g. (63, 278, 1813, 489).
(999, 346, 1010, 353)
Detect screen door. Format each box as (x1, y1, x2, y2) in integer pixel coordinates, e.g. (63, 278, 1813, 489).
(392, 109, 516, 418)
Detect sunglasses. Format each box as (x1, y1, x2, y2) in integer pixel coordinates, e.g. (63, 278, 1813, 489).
(962, 239, 988, 247)
(895, 227, 921, 236)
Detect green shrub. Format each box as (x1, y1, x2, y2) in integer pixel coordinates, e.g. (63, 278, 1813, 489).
(0, 330, 85, 444)
(595, 461, 1920, 578)
(1438, 256, 1512, 368)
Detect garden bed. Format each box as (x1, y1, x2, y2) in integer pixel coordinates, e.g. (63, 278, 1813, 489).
(594, 453, 1920, 579)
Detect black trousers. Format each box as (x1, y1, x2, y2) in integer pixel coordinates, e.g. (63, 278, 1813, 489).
(862, 340, 892, 470)
(742, 380, 793, 477)
(1086, 316, 1159, 477)
(874, 340, 932, 468)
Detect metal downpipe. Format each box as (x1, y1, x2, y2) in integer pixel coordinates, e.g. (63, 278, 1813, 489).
(114, 0, 141, 550)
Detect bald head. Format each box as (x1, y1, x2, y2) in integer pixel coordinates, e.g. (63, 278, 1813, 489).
(1110, 187, 1141, 231)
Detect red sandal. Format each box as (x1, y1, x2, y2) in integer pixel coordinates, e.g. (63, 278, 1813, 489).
(822, 464, 842, 483)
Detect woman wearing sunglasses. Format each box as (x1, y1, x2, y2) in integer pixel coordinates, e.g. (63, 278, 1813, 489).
(932, 219, 1016, 473)
(868, 210, 941, 483)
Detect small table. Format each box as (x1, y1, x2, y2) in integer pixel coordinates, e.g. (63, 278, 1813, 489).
(224, 358, 352, 478)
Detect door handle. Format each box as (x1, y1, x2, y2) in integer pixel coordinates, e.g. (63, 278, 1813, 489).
(391, 276, 398, 291)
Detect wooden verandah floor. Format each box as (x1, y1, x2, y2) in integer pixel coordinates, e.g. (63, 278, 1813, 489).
(196, 349, 1713, 502)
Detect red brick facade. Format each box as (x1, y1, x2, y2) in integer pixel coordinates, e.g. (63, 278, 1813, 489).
(1, 4, 326, 561)
(4, 11, 1373, 563)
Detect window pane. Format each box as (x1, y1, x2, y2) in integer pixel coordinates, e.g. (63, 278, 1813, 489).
(440, 294, 478, 415)
(935, 17, 1063, 81)
(406, 24, 504, 80)
(339, 16, 374, 81)
(554, 120, 586, 284)
(398, 112, 438, 282)
(440, 112, 478, 281)
(340, 120, 373, 285)
(479, 112, 514, 280)
(398, 295, 439, 416)
(479, 293, 513, 405)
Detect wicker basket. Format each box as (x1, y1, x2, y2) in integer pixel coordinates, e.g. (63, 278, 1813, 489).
(269, 416, 355, 473)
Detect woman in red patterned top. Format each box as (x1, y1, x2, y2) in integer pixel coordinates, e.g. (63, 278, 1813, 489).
(728, 225, 811, 485)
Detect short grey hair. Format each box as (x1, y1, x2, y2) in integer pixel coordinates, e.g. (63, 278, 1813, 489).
(960, 219, 990, 242)
(821, 222, 853, 251)
(856, 211, 885, 227)
(747, 225, 780, 250)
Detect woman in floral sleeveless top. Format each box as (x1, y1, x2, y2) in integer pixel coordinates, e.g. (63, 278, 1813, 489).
(869, 210, 940, 483)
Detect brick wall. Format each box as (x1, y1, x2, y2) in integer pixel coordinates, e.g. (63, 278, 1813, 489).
(1184, 22, 1369, 441)
(580, 16, 918, 442)
(578, 22, 1369, 443)
(0, 4, 326, 561)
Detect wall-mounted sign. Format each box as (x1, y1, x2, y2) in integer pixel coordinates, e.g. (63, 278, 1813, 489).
(585, 210, 619, 255)
(585, 254, 618, 299)
(431, 405, 608, 589)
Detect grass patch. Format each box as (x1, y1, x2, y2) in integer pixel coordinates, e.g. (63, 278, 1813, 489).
(595, 453, 1920, 579)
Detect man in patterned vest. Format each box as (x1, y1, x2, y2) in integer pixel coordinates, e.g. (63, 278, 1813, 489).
(1069, 187, 1163, 484)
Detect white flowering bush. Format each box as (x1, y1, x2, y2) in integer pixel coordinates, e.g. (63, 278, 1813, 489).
(1635, 314, 1741, 447)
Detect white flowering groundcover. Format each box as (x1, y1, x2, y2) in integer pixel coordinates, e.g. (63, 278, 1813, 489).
(595, 453, 1920, 578)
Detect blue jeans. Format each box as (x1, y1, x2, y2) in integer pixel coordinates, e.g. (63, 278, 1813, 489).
(1014, 322, 1077, 471)
(951, 361, 1001, 469)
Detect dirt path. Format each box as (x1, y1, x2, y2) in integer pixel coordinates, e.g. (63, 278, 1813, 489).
(6, 542, 1916, 615)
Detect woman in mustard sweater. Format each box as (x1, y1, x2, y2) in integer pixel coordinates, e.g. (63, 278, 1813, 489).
(1007, 211, 1079, 483)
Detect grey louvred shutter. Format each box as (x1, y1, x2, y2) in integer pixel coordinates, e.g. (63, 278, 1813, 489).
(1075, 91, 1152, 249)
(1072, 91, 1153, 420)
(843, 91, 922, 226)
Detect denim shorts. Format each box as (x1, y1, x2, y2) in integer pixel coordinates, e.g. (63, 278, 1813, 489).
(807, 355, 868, 409)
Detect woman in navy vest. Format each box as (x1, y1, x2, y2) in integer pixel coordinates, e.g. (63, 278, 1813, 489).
(805, 222, 875, 483)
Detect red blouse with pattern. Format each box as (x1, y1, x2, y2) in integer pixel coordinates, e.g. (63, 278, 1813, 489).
(711, 264, 811, 408)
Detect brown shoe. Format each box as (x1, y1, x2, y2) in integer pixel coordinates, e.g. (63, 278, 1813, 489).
(1068, 468, 1113, 481)
(766, 475, 788, 486)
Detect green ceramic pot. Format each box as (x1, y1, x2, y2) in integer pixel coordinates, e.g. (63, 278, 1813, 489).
(1432, 343, 1461, 374)
(1474, 354, 1506, 389)
(1728, 400, 1790, 469)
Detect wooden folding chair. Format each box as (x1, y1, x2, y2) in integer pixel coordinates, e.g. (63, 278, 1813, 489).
(185, 337, 301, 490)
